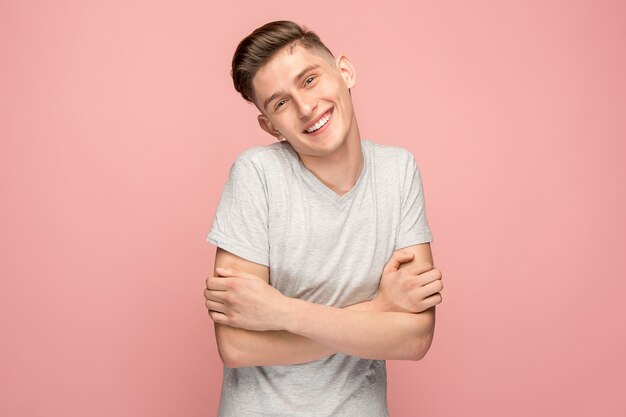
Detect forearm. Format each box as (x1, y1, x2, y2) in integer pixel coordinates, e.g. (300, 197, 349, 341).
(215, 324, 331, 367)
(286, 301, 435, 361)
(211, 244, 439, 367)
(215, 298, 385, 368)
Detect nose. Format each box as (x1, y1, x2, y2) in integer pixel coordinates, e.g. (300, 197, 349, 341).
(293, 92, 316, 119)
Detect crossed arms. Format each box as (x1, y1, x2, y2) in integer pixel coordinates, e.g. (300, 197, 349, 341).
(204, 243, 444, 368)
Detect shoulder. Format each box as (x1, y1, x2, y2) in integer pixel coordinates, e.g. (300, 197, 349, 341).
(234, 141, 297, 168)
(226, 142, 297, 187)
(363, 139, 415, 165)
(363, 139, 419, 179)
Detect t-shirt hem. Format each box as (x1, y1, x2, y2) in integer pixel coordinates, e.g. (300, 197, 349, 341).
(394, 233, 434, 251)
(206, 230, 270, 267)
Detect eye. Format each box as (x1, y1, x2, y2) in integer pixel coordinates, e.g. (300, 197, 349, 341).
(275, 99, 286, 110)
(305, 76, 316, 85)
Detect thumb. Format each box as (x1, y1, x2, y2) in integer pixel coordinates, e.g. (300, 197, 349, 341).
(216, 267, 263, 281)
(383, 251, 415, 273)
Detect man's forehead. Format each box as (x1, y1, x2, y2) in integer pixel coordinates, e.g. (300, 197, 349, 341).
(252, 46, 334, 104)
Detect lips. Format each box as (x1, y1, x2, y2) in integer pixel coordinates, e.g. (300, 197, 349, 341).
(303, 108, 333, 133)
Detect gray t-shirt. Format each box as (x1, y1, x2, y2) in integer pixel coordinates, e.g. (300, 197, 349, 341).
(207, 139, 433, 417)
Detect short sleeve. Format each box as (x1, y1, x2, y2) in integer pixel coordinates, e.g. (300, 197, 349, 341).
(395, 152, 433, 250)
(206, 158, 270, 266)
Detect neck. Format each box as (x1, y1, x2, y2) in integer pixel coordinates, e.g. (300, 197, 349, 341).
(299, 118, 363, 197)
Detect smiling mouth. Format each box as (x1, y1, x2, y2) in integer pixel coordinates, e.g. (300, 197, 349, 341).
(303, 108, 333, 134)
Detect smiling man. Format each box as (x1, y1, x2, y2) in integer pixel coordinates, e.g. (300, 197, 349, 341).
(205, 20, 443, 417)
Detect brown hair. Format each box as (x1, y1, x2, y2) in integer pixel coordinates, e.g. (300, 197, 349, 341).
(231, 20, 335, 105)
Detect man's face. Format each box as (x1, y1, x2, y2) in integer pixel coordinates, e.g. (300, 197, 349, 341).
(252, 44, 358, 159)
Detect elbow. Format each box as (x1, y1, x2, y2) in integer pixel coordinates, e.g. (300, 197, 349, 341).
(214, 324, 248, 368)
(411, 330, 434, 361)
(217, 343, 242, 368)
(409, 307, 436, 361)
(220, 351, 247, 369)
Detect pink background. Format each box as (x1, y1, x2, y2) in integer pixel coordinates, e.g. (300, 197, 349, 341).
(2, 1, 625, 416)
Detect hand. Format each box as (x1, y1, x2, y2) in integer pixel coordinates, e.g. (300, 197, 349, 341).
(204, 267, 291, 331)
(374, 251, 443, 313)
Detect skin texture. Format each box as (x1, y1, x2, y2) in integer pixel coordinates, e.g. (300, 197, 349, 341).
(205, 43, 443, 367)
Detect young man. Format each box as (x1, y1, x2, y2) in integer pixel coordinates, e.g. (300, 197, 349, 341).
(204, 20, 443, 417)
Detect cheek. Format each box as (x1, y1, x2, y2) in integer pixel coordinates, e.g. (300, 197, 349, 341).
(276, 115, 301, 133)
(321, 82, 341, 97)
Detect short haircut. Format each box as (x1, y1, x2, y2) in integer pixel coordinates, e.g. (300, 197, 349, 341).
(231, 20, 335, 105)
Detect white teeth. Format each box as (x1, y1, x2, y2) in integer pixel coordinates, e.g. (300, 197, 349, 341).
(306, 111, 331, 133)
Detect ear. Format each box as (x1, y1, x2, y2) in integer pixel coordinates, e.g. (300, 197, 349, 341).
(257, 114, 282, 140)
(335, 54, 356, 89)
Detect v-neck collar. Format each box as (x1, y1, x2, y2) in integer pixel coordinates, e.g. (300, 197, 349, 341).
(291, 140, 369, 205)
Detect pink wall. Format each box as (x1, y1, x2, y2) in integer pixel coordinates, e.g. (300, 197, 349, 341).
(1, 1, 625, 416)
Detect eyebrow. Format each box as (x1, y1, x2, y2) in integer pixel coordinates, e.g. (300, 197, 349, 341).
(262, 64, 321, 111)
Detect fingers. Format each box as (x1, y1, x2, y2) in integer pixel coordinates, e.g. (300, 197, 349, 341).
(407, 266, 441, 284)
(402, 267, 443, 312)
(411, 281, 443, 312)
(419, 278, 443, 298)
(409, 263, 436, 276)
(418, 292, 443, 311)
(205, 298, 225, 312)
(208, 310, 228, 324)
(204, 287, 227, 302)
(205, 288, 230, 323)
(205, 286, 228, 322)
(206, 276, 231, 291)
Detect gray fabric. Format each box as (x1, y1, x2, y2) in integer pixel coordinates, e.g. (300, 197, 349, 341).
(207, 139, 433, 417)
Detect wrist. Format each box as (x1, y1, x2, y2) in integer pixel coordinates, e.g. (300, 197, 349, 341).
(282, 296, 303, 333)
(368, 294, 384, 312)
(371, 292, 391, 312)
